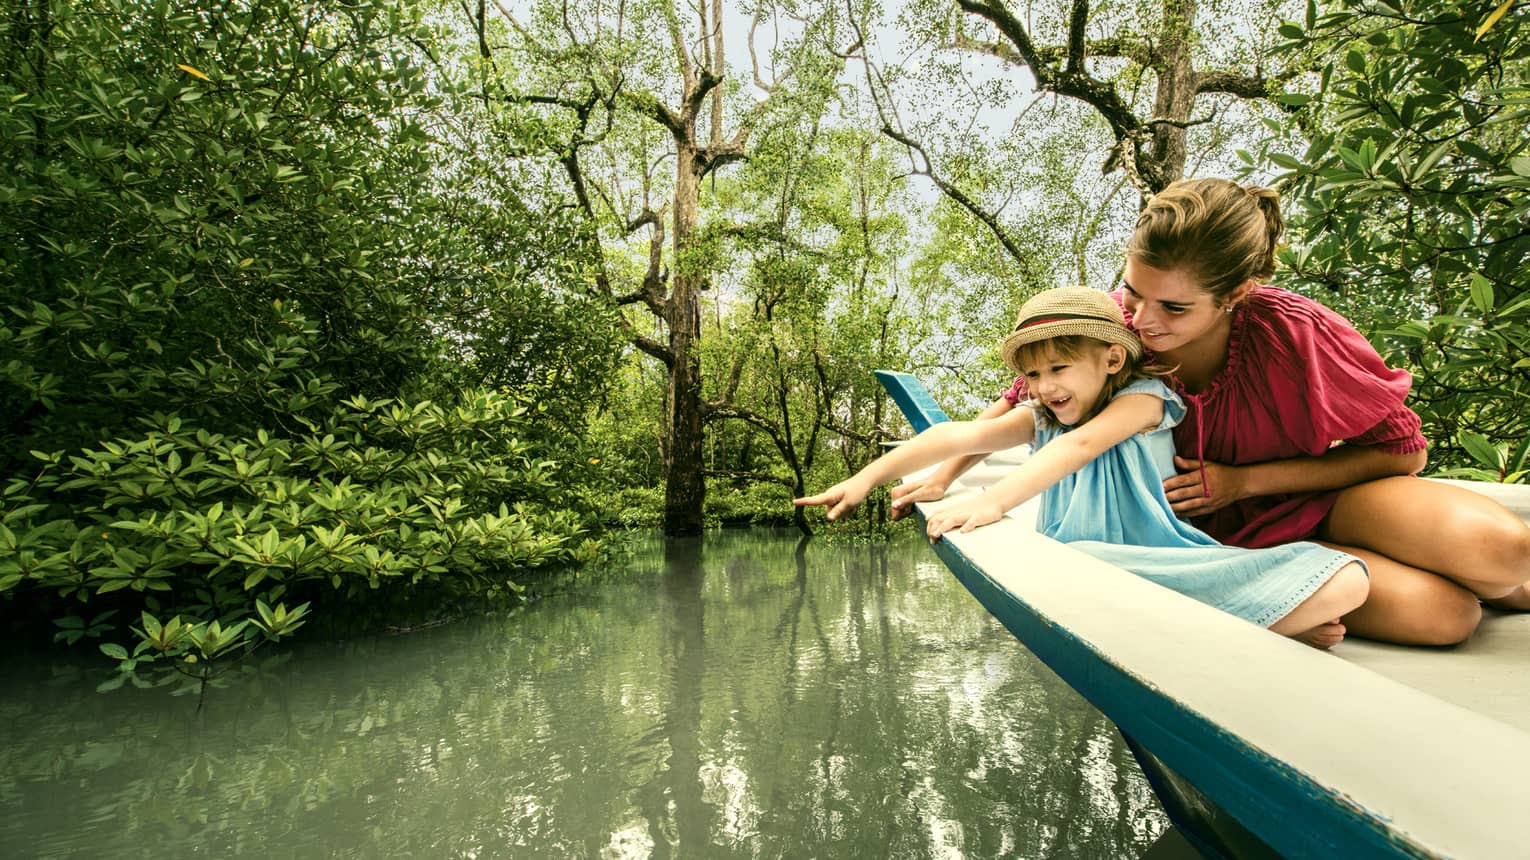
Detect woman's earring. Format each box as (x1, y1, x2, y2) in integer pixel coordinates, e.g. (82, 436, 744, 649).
(1222, 305, 1235, 314)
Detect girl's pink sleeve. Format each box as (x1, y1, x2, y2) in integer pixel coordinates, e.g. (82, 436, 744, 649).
(1253, 290, 1426, 456)
(1001, 376, 1028, 406)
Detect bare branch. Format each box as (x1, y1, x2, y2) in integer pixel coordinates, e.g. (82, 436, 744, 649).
(1196, 68, 1301, 99)
(949, 34, 1149, 67)
(881, 124, 1032, 266)
(844, 0, 1031, 264)
(489, 0, 541, 50)
(956, 0, 1143, 143)
(631, 332, 676, 367)
(662, 0, 696, 92)
(1145, 108, 1218, 131)
(622, 88, 686, 137)
(705, 402, 778, 434)
(710, 0, 724, 148)
(748, 11, 775, 92)
(1065, 0, 1088, 73)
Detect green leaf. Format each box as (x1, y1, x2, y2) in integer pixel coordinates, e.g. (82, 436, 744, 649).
(100, 642, 129, 660)
(1459, 433, 1504, 471)
(1468, 274, 1495, 313)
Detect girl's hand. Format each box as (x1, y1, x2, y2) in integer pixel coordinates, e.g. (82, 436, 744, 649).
(925, 497, 1005, 541)
(889, 477, 950, 520)
(794, 477, 873, 521)
(1164, 456, 1249, 517)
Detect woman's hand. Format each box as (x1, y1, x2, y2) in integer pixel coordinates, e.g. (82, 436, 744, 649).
(794, 477, 874, 521)
(889, 477, 951, 520)
(924, 496, 1005, 541)
(1163, 456, 1249, 517)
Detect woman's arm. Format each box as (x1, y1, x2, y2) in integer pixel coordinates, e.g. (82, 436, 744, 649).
(925, 393, 1164, 538)
(1164, 444, 1428, 517)
(795, 408, 1037, 521)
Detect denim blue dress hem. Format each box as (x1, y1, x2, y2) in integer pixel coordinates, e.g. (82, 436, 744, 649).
(1031, 378, 1362, 628)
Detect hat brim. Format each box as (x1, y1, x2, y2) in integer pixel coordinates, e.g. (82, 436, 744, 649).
(1000, 320, 1142, 372)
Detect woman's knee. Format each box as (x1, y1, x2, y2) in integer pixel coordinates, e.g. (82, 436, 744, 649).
(1412, 590, 1483, 646)
(1347, 567, 1483, 646)
(1485, 517, 1530, 582)
(1461, 512, 1530, 595)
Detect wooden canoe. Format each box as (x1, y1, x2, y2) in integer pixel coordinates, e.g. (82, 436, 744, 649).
(874, 370, 1530, 860)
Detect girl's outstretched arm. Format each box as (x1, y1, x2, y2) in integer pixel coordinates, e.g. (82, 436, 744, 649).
(926, 393, 1164, 539)
(889, 395, 1018, 520)
(795, 408, 1037, 521)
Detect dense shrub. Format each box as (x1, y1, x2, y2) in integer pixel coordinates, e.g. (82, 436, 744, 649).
(0, 0, 618, 684)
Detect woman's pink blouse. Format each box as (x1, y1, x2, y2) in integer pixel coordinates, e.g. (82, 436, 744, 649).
(1003, 286, 1427, 548)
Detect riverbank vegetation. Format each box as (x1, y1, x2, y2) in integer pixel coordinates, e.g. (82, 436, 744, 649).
(2, 0, 1525, 668)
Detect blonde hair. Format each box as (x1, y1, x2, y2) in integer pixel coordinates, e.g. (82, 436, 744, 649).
(1011, 335, 1168, 428)
(1126, 178, 1284, 302)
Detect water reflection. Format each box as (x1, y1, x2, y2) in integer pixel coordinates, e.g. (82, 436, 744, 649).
(0, 528, 1165, 858)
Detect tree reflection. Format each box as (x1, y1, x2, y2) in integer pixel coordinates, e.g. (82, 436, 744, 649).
(0, 528, 1165, 857)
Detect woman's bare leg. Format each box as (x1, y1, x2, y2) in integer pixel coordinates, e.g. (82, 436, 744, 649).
(1269, 561, 1368, 649)
(1315, 476, 1530, 643)
(1313, 542, 1482, 645)
(1322, 476, 1530, 598)
(1485, 584, 1530, 610)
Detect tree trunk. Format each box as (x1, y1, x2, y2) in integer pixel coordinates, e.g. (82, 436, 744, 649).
(1146, 0, 1199, 192)
(663, 148, 707, 536)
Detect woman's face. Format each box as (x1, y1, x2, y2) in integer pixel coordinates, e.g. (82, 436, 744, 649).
(1119, 260, 1230, 355)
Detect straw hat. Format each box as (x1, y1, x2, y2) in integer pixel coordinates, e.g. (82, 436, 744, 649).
(999, 287, 1142, 372)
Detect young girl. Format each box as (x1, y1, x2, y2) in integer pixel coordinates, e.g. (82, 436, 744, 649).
(794, 287, 1369, 648)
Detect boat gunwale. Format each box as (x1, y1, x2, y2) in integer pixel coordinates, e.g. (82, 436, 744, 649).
(921, 516, 1441, 860)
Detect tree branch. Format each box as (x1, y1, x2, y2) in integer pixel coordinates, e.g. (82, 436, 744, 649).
(1065, 0, 1088, 73)
(881, 125, 1031, 264)
(662, 0, 696, 93)
(956, 0, 1143, 143)
(1196, 70, 1285, 98)
(844, 0, 1032, 265)
(704, 404, 791, 453)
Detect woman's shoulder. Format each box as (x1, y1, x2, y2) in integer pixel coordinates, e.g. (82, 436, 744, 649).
(1245, 285, 1356, 333)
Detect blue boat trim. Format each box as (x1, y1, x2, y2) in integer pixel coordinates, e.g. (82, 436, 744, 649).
(922, 521, 1434, 860)
(872, 370, 951, 433)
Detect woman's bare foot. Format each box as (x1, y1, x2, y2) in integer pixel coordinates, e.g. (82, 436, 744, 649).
(1483, 584, 1530, 611)
(1293, 620, 1346, 650)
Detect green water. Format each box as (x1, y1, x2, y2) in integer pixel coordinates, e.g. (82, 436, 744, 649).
(0, 528, 1166, 858)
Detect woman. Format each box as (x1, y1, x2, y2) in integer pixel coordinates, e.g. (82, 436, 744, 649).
(896, 179, 1530, 645)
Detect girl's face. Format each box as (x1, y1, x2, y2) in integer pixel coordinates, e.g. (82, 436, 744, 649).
(1021, 343, 1125, 427)
(1119, 260, 1234, 355)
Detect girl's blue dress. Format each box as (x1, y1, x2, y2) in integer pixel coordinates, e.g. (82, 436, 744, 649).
(1031, 378, 1361, 627)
